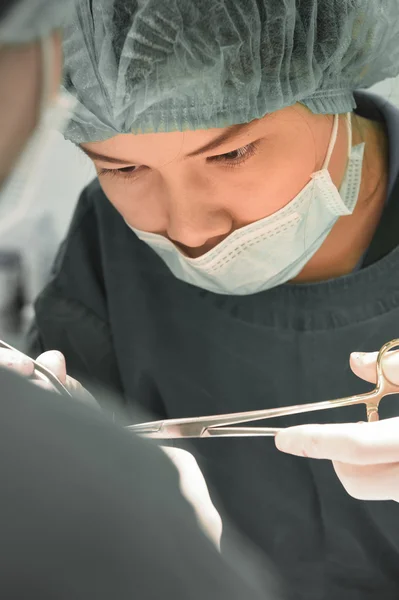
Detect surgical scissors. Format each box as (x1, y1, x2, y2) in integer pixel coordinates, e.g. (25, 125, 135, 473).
(129, 339, 399, 439)
(0, 339, 72, 398)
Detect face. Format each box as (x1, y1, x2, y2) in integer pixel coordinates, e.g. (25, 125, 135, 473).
(82, 103, 349, 258)
(0, 32, 62, 187)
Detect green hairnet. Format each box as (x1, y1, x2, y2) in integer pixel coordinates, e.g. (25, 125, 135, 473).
(63, 0, 399, 144)
(0, 0, 71, 44)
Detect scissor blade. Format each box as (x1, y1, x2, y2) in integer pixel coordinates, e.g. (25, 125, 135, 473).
(129, 421, 164, 436)
(205, 426, 281, 437)
(129, 406, 292, 438)
(128, 417, 208, 439)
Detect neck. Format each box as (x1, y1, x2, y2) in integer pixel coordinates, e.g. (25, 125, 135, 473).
(292, 115, 389, 283)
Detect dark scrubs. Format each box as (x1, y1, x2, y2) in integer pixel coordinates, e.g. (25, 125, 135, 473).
(29, 91, 399, 600)
(0, 368, 279, 600)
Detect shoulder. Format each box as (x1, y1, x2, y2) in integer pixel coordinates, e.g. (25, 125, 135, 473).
(63, 177, 112, 255)
(46, 179, 133, 309)
(30, 179, 118, 339)
(55, 178, 169, 294)
(32, 177, 171, 344)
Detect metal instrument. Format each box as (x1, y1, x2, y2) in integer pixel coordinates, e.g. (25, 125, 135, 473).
(129, 339, 399, 439)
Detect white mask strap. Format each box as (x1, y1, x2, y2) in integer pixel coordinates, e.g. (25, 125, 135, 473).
(346, 112, 353, 155)
(322, 114, 339, 170)
(322, 112, 353, 171)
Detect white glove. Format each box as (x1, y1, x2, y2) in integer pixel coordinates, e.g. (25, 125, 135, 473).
(0, 348, 95, 405)
(161, 446, 222, 549)
(275, 349, 399, 503)
(0, 349, 223, 541)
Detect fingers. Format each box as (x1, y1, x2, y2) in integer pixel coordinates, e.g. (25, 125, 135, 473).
(65, 375, 99, 409)
(333, 460, 399, 502)
(162, 447, 222, 549)
(0, 348, 34, 377)
(0, 346, 98, 408)
(0, 348, 68, 385)
(350, 349, 399, 385)
(35, 353, 98, 408)
(275, 417, 399, 465)
(36, 351, 67, 383)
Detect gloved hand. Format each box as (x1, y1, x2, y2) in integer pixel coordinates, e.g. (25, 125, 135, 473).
(162, 446, 223, 549)
(275, 349, 399, 502)
(0, 348, 96, 407)
(0, 347, 222, 543)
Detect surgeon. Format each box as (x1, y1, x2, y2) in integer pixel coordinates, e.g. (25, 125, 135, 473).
(26, 1, 399, 598)
(0, 1, 283, 598)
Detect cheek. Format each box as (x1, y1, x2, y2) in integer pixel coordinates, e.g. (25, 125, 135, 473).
(98, 177, 167, 230)
(229, 149, 316, 225)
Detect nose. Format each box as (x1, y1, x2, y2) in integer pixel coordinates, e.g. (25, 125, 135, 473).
(167, 214, 232, 254)
(164, 183, 233, 255)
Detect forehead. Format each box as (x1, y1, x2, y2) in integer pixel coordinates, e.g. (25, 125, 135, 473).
(81, 105, 306, 165)
(81, 104, 321, 166)
(82, 123, 251, 160)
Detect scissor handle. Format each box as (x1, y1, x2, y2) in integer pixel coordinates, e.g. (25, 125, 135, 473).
(374, 338, 399, 387)
(366, 338, 399, 421)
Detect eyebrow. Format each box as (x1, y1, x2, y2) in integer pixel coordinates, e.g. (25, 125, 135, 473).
(186, 122, 255, 157)
(80, 147, 134, 165)
(81, 121, 256, 165)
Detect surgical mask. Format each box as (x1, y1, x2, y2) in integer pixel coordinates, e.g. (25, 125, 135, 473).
(129, 113, 365, 295)
(0, 36, 75, 236)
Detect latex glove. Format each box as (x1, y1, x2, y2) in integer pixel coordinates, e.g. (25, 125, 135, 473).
(162, 446, 222, 549)
(0, 348, 96, 407)
(275, 349, 399, 502)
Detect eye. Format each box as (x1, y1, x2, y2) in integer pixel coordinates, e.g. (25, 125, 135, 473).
(208, 141, 259, 167)
(118, 166, 138, 174)
(98, 165, 141, 180)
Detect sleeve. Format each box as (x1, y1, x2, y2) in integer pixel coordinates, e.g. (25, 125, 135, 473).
(27, 287, 124, 401)
(27, 182, 125, 403)
(0, 369, 283, 600)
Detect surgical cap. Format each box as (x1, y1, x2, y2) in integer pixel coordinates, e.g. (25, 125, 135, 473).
(63, 0, 399, 144)
(0, 0, 71, 44)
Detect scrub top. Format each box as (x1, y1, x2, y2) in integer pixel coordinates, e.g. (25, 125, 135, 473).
(30, 91, 399, 600)
(0, 367, 280, 600)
